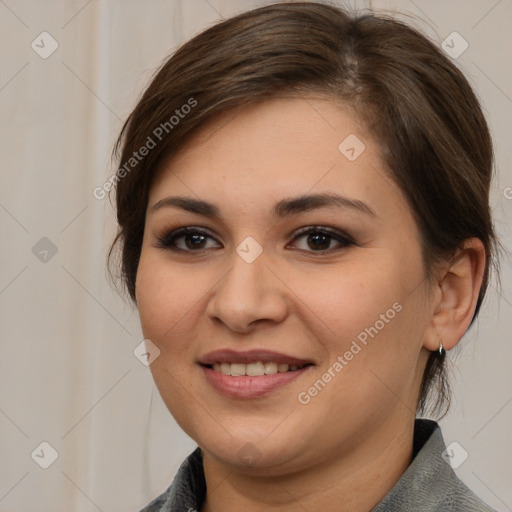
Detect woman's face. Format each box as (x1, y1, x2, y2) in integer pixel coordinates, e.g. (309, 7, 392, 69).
(136, 97, 434, 475)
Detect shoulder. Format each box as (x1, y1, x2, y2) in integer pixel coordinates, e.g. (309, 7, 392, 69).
(437, 474, 497, 512)
(138, 447, 206, 512)
(138, 490, 170, 512)
(372, 419, 497, 512)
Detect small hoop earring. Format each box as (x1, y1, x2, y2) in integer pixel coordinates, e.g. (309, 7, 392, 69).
(438, 340, 444, 356)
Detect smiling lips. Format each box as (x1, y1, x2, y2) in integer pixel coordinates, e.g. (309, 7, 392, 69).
(211, 361, 307, 376)
(198, 349, 314, 398)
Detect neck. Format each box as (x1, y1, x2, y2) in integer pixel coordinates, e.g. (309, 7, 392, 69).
(200, 418, 415, 512)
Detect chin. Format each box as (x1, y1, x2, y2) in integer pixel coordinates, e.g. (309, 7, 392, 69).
(187, 418, 316, 476)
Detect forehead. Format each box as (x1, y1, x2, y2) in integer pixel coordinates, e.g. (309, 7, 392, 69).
(148, 97, 405, 220)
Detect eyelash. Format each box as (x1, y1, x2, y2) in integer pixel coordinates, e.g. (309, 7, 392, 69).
(155, 226, 354, 254)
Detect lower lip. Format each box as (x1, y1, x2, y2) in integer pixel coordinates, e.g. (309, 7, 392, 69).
(201, 365, 312, 398)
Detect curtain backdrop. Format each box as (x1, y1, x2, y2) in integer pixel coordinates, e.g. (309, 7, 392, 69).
(1, 1, 511, 510)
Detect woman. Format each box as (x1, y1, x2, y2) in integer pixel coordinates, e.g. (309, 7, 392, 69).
(109, 3, 499, 511)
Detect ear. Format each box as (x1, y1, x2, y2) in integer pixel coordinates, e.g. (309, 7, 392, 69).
(423, 238, 486, 352)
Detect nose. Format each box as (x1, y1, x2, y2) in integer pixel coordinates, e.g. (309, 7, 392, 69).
(206, 249, 288, 333)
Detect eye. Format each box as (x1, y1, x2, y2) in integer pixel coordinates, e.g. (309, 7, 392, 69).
(156, 227, 222, 251)
(287, 226, 354, 252)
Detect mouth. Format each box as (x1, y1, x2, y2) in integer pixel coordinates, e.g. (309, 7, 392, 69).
(203, 361, 313, 376)
(197, 349, 315, 398)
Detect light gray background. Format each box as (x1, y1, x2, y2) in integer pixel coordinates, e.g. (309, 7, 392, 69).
(0, 0, 510, 511)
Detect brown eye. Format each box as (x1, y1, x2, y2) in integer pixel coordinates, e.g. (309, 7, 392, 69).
(306, 232, 331, 251)
(156, 227, 222, 251)
(183, 233, 208, 249)
(289, 227, 354, 252)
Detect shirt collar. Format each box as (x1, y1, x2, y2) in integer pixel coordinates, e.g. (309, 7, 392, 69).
(156, 419, 457, 511)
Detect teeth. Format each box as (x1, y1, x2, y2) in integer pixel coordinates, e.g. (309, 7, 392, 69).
(263, 362, 278, 375)
(247, 362, 265, 376)
(230, 363, 246, 376)
(211, 361, 304, 375)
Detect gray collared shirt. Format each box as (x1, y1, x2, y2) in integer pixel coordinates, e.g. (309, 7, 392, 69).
(139, 419, 496, 511)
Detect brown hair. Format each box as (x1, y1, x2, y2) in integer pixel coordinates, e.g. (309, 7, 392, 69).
(109, 1, 498, 417)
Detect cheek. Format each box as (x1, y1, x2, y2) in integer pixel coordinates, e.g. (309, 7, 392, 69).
(135, 251, 202, 349)
(294, 253, 426, 383)
(135, 252, 208, 431)
(289, 255, 403, 341)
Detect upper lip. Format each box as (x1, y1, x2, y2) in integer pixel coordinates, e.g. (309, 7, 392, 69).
(197, 349, 314, 366)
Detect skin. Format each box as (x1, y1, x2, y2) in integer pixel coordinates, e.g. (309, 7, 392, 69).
(135, 97, 486, 512)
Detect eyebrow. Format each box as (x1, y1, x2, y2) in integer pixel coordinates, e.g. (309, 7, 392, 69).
(150, 193, 376, 218)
